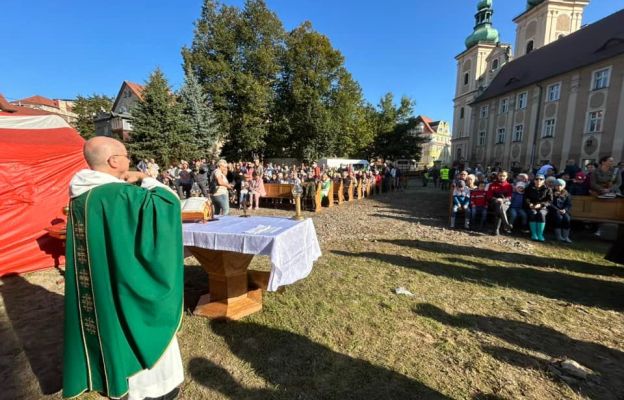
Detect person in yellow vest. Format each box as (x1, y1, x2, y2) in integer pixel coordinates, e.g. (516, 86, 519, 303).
(440, 166, 450, 190)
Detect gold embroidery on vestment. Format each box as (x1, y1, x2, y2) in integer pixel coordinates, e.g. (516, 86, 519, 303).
(78, 270, 91, 288)
(74, 221, 85, 238)
(76, 247, 87, 264)
(81, 293, 94, 313)
(84, 317, 97, 335)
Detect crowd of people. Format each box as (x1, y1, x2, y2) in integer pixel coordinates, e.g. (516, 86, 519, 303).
(445, 156, 624, 242)
(139, 157, 406, 216)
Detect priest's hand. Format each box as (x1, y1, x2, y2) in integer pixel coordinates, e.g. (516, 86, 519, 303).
(124, 171, 147, 184)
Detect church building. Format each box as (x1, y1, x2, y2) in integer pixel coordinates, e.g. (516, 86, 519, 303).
(452, 0, 624, 170)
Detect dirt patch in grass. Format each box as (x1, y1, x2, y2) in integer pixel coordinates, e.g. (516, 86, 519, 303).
(1, 183, 623, 399)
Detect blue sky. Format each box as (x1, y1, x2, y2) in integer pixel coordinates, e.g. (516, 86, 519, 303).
(1, 1, 621, 124)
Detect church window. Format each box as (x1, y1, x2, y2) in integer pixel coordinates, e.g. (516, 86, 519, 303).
(499, 98, 509, 114)
(464, 73, 469, 86)
(517, 92, 528, 109)
(492, 59, 499, 70)
(593, 68, 610, 90)
(478, 131, 486, 146)
(587, 111, 603, 133)
(547, 83, 561, 102)
(542, 119, 556, 138)
(526, 40, 534, 55)
(513, 124, 524, 142)
(480, 105, 489, 118)
(460, 107, 465, 119)
(496, 128, 506, 144)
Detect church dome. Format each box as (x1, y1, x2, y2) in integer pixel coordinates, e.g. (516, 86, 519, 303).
(527, 0, 544, 8)
(477, 0, 492, 10)
(465, 25, 500, 48)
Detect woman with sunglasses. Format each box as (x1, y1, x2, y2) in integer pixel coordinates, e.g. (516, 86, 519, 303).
(524, 174, 553, 241)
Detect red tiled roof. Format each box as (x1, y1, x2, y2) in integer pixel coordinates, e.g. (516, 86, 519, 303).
(415, 115, 435, 134)
(0, 94, 19, 112)
(112, 81, 145, 112)
(13, 95, 59, 109)
(0, 93, 56, 116)
(125, 81, 144, 100)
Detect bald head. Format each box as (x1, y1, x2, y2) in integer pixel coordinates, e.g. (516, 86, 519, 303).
(83, 136, 125, 169)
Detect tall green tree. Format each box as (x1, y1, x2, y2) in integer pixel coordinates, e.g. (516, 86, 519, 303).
(374, 92, 415, 136)
(127, 68, 195, 165)
(72, 94, 113, 139)
(329, 71, 375, 158)
(371, 117, 425, 161)
(182, 0, 284, 160)
(272, 22, 341, 160)
(179, 69, 220, 159)
(272, 22, 373, 160)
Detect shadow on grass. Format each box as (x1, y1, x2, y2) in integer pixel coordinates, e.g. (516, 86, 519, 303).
(333, 248, 624, 311)
(0, 274, 64, 396)
(414, 304, 624, 400)
(183, 265, 209, 312)
(385, 239, 622, 278)
(189, 320, 452, 400)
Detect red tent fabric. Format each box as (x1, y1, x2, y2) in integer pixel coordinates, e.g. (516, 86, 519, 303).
(0, 115, 86, 276)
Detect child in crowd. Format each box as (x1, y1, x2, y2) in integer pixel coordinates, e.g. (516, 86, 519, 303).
(550, 179, 573, 243)
(508, 182, 528, 231)
(470, 181, 488, 231)
(515, 173, 529, 184)
(569, 170, 588, 195)
(465, 174, 476, 190)
(248, 171, 266, 210)
(451, 180, 470, 228)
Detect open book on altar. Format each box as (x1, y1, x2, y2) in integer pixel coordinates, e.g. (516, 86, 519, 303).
(180, 197, 213, 221)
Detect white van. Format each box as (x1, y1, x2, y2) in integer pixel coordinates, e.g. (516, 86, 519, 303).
(393, 159, 418, 173)
(317, 158, 369, 171)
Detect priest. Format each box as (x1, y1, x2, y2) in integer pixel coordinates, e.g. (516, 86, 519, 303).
(63, 137, 184, 400)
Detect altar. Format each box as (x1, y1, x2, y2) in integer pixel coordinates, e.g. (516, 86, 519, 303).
(183, 216, 321, 320)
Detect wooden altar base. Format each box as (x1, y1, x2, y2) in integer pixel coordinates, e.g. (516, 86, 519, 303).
(187, 246, 270, 320)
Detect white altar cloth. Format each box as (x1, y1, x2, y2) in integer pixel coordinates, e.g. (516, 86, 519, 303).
(183, 216, 321, 291)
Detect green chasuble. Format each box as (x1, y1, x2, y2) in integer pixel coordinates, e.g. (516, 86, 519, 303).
(63, 182, 183, 399)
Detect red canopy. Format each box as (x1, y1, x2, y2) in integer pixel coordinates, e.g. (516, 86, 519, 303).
(0, 115, 86, 276)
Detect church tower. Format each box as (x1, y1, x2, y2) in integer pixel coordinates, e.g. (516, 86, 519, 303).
(513, 0, 589, 57)
(452, 0, 510, 163)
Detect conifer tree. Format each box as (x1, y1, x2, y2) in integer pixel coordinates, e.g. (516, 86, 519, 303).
(179, 69, 220, 159)
(127, 68, 194, 165)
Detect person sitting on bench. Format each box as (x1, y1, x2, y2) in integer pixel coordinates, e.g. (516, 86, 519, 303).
(590, 156, 622, 199)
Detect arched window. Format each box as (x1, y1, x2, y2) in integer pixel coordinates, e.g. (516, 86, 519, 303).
(460, 107, 465, 119)
(526, 40, 534, 55)
(492, 59, 499, 70)
(464, 73, 469, 85)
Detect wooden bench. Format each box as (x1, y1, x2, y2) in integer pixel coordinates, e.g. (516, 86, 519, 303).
(302, 182, 324, 213)
(333, 179, 344, 205)
(263, 183, 294, 200)
(572, 196, 624, 224)
(367, 179, 375, 197)
(343, 178, 354, 202)
(261, 183, 294, 209)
